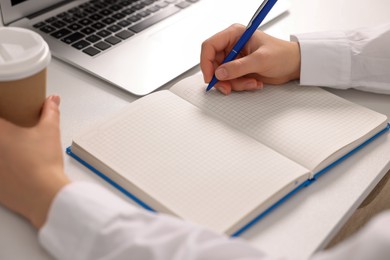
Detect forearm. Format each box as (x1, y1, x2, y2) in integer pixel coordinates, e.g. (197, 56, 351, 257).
(292, 23, 390, 94)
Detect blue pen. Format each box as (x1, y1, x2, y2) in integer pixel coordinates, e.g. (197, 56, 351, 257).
(206, 0, 278, 92)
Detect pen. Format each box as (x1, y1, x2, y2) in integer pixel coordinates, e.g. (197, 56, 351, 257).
(206, 0, 278, 92)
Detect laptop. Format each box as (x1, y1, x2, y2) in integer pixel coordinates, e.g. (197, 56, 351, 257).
(0, 0, 289, 96)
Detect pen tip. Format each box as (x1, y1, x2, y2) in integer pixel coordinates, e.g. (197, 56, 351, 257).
(206, 76, 218, 92)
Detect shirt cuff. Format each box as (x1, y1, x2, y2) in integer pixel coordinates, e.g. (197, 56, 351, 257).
(291, 31, 351, 89)
(38, 182, 139, 259)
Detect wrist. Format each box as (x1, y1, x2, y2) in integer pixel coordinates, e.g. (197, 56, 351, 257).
(28, 172, 71, 229)
(288, 41, 301, 81)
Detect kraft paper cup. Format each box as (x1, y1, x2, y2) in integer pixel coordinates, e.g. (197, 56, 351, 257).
(0, 27, 51, 127)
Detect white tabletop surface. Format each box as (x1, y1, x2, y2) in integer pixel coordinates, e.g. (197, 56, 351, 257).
(1, 0, 390, 259)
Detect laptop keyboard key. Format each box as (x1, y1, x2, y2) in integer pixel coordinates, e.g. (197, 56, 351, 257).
(74, 12, 89, 19)
(131, 3, 146, 11)
(105, 36, 121, 45)
(68, 23, 83, 30)
(107, 24, 122, 32)
(86, 34, 102, 43)
(103, 0, 119, 3)
(72, 40, 90, 50)
(45, 17, 57, 23)
(138, 10, 151, 18)
(129, 5, 180, 33)
(115, 30, 134, 39)
(176, 1, 191, 9)
(40, 25, 56, 33)
(119, 0, 132, 7)
(83, 46, 100, 56)
(68, 7, 81, 13)
(63, 16, 78, 24)
(57, 12, 68, 19)
(109, 4, 123, 11)
(79, 18, 93, 26)
(100, 9, 113, 16)
(51, 28, 72, 38)
(92, 2, 107, 9)
(81, 27, 96, 35)
(102, 17, 116, 24)
(118, 20, 131, 27)
(97, 29, 111, 37)
(156, 2, 169, 8)
(127, 14, 142, 23)
(143, 0, 156, 5)
(51, 20, 67, 28)
(91, 22, 105, 30)
(62, 32, 85, 44)
(94, 41, 111, 50)
(147, 5, 160, 13)
(84, 6, 98, 13)
(89, 14, 103, 21)
(33, 21, 45, 28)
(122, 8, 135, 15)
(113, 13, 126, 20)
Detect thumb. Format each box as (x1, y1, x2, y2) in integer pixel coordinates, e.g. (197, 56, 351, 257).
(215, 55, 260, 81)
(39, 95, 61, 128)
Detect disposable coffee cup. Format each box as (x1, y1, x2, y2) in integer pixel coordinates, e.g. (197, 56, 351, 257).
(0, 27, 51, 127)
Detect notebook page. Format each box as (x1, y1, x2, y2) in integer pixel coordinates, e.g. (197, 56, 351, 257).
(170, 73, 388, 173)
(72, 90, 310, 234)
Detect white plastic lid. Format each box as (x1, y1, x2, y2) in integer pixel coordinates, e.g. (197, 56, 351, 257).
(0, 27, 51, 81)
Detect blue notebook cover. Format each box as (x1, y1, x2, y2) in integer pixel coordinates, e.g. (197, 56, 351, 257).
(67, 123, 389, 237)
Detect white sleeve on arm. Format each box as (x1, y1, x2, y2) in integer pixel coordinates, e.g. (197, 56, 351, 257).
(291, 23, 390, 94)
(38, 182, 271, 260)
(38, 182, 390, 260)
(311, 211, 390, 260)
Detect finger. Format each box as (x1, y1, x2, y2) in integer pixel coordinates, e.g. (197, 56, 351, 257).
(200, 24, 246, 83)
(215, 53, 261, 81)
(230, 78, 263, 92)
(215, 77, 264, 95)
(38, 95, 61, 129)
(252, 73, 293, 85)
(214, 81, 232, 95)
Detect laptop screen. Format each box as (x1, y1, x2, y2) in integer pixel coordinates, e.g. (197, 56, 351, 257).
(0, 0, 67, 25)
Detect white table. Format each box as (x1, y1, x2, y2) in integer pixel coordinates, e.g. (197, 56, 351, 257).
(1, 0, 390, 259)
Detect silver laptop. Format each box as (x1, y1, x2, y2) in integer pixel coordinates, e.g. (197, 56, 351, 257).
(0, 0, 289, 96)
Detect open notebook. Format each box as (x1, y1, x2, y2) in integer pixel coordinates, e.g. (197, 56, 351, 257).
(67, 73, 389, 236)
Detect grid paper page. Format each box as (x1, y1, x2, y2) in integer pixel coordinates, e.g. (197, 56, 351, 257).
(170, 73, 387, 173)
(74, 90, 310, 234)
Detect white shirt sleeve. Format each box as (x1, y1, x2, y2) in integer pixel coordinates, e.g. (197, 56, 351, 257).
(38, 182, 390, 260)
(38, 182, 270, 260)
(291, 23, 390, 94)
(310, 212, 390, 260)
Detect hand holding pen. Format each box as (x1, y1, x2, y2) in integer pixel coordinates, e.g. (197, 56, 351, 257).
(201, 0, 301, 95)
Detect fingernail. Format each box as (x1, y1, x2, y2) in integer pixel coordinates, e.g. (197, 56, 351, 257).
(49, 95, 61, 106)
(215, 68, 228, 80)
(217, 86, 227, 95)
(246, 81, 257, 89)
(257, 81, 264, 90)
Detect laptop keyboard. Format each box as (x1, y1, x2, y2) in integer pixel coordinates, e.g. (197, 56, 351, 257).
(32, 0, 199, 56)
